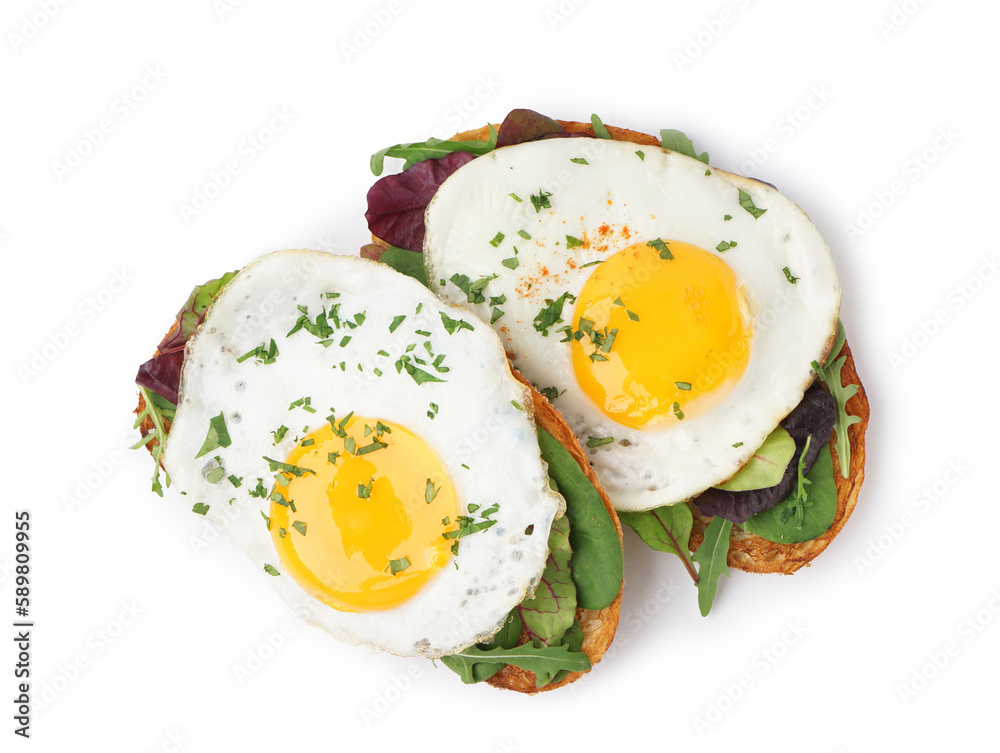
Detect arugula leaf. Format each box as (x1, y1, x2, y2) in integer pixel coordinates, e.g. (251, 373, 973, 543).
(619, 503, 698, 583)
(536, 428, 623, 610)
(195, 412, 232, 459)
(439, 610, 520, 683)
(370, 124, 498, 176)
(132, 386, 174, 496)
(517, 514, 576, 648)
(742, 445, 838, 543)
(714, 426, 795, 492)
(537, 619, 585, 688)
(693, 516, 732, 617)
(660, 129, 710, 164)
(374, 245, 428, 286)
(439, 642, 591, 685)
(812, 320, 861, 477)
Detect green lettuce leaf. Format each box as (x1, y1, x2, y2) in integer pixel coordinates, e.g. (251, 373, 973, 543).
(742, 444, 838, 544)
(715, 426, 795, 492)
(693, 516, 732, 616)
(175, 271, 239, 345)
(536, 427, 623, 610)
(660, 128, 710, 164)
(370, 125, 498, 176)
(369, 245, 428, 286)
(619, 503, 698, 582)
(517, 514, 576, 648)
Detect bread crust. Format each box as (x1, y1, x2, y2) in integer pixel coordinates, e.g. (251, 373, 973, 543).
(486, 368, 624, 694)
(448, 116, 869, 575)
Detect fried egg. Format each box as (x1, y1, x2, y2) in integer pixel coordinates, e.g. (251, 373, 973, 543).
(423, 137, 840, 511)
(163, 250, 560, 657)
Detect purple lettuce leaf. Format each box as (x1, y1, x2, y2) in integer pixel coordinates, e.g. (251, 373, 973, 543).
(135, 271, 238, 405)
(364, 150, 476, 253)
(694, 383, 836, 524)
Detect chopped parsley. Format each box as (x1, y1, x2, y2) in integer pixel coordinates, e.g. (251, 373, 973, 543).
(287, 304, 334, 339)
(425, 479, 439, 504)
(263, 457, 315, 477)
(509, 192, 522, 203)
(782, 266, 800, 284)
(357, 478, 373, 499)
(532, 292, 576, 335)
(673, 402, 685, 420)
(395, 355, 445, 385)
(648, 238, 674, 260)
(271, 425, 289, 444)
(586, 436, 614, 448)
(635, 150, 645, 160)
(518, 230, 531, 240)
(530, 190, 553, 213)
(192, 502, 210, 515)
(489, 231, 505, 247)
(449, 273, 497, 304)
(264, 564, 280, 576)
(288, 396, 316, 413)
(570, 157, 589, 165)
(566, 235, 584, 249)
(388, 556, 411, 574)
(389, 314, 406, 333)
(195, 412, 231, 459)
(237, 338, 279, 364)
(738, 188, 767, 219)
(439, 311, 475, 334)
(292, 520, 307, 536)
(675, 381, 692, 391)
(502, 256, 519, 269)
(716, 240, 737, 252)
(539, 386, 563, 401)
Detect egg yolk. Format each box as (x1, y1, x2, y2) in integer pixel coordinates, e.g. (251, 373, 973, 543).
(571, 240, 752, 429)
(269, 417, 457, 612)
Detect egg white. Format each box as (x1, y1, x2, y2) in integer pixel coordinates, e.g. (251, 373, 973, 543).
(424, 138, 840, 511)
(163, 250, 560, 657)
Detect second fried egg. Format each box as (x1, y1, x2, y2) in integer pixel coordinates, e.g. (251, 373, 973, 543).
(424, 137, 840, 511)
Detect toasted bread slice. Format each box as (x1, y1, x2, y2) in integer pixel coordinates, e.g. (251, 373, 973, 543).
(441, 116, 869, 575)
(689, 339, 869, 573)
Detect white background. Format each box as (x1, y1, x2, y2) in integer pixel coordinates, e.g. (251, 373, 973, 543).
(3, 0, 998, 750)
